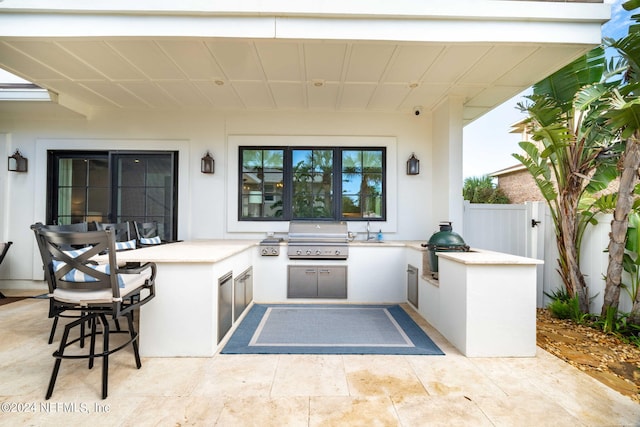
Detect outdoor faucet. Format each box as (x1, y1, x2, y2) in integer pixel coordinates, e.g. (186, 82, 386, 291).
(366, 220, 375, 240)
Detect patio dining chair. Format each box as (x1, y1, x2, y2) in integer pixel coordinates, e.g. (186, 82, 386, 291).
(94, 221, 137, 251)
(32, 223, 93, 344)
(133, 221, 164, 247)
(32, 224, 156, 399)
(0, 241, 13, 298)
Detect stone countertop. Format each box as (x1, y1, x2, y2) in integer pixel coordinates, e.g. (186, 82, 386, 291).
(437, 248, 544, 265)
(109, 239, 258, 263)
(106, 239, 431, 264)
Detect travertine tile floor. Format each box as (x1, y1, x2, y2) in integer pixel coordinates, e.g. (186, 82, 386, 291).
(1, 289, 639, 426)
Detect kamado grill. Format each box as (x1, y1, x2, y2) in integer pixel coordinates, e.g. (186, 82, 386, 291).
(287, 221, 349, 260)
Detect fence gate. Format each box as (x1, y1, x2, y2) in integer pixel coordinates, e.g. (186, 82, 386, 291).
(462, 201, 547, 307)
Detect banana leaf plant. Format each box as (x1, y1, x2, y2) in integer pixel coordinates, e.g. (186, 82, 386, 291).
(514, 47, 620, 313)
(622, 212, 640, 306)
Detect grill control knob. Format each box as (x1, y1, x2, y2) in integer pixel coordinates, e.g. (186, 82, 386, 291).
(296, 249, 302, 255)
(261, 248, 268, 255)
(271, 248, 278, 255)
(306, 250, 312, 255)
(316, 250, 322, 255)
(335, 250, 341, 255)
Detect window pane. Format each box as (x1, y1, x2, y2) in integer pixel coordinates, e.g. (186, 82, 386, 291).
(291, 149, 333, 219)
(340, 149, 384, 219)
(87, 188, 109, 218)
(69, 159, 87, 187)
(88, 159, 108, 186)
(118, 157, 145, 186)
(240, 148, 284, 219)
(118, 187, 145, 217)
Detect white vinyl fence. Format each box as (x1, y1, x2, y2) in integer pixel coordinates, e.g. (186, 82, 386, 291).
(463, 201, 632, 313)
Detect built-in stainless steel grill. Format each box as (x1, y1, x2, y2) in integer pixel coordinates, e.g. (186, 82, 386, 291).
(287, 221, 349, 259)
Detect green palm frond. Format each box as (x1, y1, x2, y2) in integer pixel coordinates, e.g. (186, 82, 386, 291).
(513, 153, 558, 201)
(534, 46, 605, 109)
(585, 163, 619, 194)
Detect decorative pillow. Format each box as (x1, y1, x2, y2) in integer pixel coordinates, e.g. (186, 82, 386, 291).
(52, 248, 124, 288)
(140, 236, 162, 245)
(115, 239, 137, 251)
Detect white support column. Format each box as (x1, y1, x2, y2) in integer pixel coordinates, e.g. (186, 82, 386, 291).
(432, 96, 464, 231)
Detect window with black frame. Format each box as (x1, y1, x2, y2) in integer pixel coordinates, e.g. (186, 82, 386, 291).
(47, 150, 178, 241)
(239, 146, 385, 221)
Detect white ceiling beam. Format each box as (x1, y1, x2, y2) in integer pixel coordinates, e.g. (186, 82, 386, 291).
(48, 90, 92, 118)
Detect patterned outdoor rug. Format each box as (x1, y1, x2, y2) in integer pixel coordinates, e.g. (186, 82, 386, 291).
(221, 304, 444, 355)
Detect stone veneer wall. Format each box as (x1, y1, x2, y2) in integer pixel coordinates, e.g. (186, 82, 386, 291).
(496, 169, 619, 204)
(496, 170, 547, 204)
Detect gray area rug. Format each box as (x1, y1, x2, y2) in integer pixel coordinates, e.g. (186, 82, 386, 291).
(222, 304, 444, 355)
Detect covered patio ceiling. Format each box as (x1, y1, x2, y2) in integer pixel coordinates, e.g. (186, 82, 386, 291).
(0, 2, 610, 123)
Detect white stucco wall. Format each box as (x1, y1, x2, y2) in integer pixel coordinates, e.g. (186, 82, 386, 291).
(0, 108, 437, 280)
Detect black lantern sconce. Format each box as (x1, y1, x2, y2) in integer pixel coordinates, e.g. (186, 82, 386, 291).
(8, 150, 28, 173)
(406, 153, 419, 175)
(201, 151, 215, 174)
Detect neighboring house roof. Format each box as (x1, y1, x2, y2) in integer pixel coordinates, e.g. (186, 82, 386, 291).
(0, 1, 610, 121)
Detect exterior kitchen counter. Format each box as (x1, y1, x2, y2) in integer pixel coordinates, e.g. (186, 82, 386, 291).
(435, 248, 542, 357)
(113, 239, 257, 358)
(112, 239, 258, 263)
(437, 248, 543, 265)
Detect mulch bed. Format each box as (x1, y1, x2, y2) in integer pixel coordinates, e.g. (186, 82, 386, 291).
(536, 308, 640, 403)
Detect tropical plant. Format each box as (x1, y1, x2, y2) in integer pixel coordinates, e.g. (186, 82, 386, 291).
(513, 46, 619, 313)
(462, 175, 510, 204)
(621, 212, 640, 308)
(599, 0, 640, 323)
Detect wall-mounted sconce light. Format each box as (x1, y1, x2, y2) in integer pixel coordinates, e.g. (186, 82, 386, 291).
(8, 150, 28, 172)
(201, 151, 214, 174)
(406, 153, 419, 175)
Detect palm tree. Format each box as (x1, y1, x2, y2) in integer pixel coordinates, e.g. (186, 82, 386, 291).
(599, 0, 640, 321)
(514, 47, 619, 313)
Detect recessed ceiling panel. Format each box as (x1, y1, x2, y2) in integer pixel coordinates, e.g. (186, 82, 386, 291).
(400, 85, 449, 111)
(466, 86, 525, 109)
(270, 82, 305, 109)
(81, 82, 148, 108)
(304, 43, 347, 82)
(369, 84, 409, 110)
(158, 40, 226, 80)
(422, 45, 491, 85)
(499, 46, 587, 87)
(0, 42, 66, 81)
(160, 81, 211, 107)
(307, 83, 339, 110)
(383, 45, 443, 83)
(120, 81, 178, 108)
(256, 42, 302, 81)
(59, 40, 146, 81)
(458, 45, 538, 85)
(340, 83, 376, 110)
(108, 40, 186, 80)
(233, 81, 274, 109)
(345, 44, 395, 83)
(7, 41, 104, 80)
(206, 41, 264, 81)
(193, 81, 244, 109)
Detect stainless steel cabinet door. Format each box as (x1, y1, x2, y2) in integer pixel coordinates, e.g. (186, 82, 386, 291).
(218, 271, 233, 343)
(317, 266, 347, 298)
(288, 266, 318, 298)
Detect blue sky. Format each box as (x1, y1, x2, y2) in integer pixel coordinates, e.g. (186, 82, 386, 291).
(463, 0, 634, 179)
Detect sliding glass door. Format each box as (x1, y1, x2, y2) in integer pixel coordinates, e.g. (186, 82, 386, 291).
(47, 150, 178, 240)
